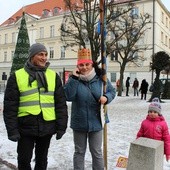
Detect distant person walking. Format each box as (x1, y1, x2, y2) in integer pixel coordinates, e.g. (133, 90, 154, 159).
(132, 78, 139, 96)
(116, 79, 120, 91)
(126, 77, 130, 96)
(137, 98, 170, 162)
(139, 79, 149, 100)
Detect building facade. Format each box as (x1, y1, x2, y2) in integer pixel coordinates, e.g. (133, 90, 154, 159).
(0, 0, 170, 89)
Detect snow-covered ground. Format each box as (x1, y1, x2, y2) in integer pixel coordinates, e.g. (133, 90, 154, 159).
(0, 91, 170, 169)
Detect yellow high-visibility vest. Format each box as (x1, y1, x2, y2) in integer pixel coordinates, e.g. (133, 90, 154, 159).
(15, 68, 56, 121)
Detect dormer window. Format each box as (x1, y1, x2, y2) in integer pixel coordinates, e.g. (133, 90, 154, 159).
(8, 18, 15, 24)
(16, 16, 21, 21)
(42, 9, 50, 17)
(130, 7, 139, 19)
(53, 7, 61, 15)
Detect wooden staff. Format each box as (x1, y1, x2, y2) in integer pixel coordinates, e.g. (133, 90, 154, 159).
(100, 0, 109, 169)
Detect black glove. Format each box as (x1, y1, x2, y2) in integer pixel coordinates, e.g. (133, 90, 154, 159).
(56, 130, 65, 140)
(8, 134, 20, 142)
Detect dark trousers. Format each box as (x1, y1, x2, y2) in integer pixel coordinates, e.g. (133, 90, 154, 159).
(17, 135, 52, 170)
(141, 93, 147, 100)
(126, 87, 129, 96)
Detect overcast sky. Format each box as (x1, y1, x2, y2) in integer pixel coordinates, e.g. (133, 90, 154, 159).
(0, 0, 169, 25)
(0, 0, 41, 24)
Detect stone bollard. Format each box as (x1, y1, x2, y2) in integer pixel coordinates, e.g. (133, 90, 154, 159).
(127, 137, 164, 170)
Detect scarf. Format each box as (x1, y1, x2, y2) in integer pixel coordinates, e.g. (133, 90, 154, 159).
(79, 68, 96, 82)
(24, 60, 50, 92)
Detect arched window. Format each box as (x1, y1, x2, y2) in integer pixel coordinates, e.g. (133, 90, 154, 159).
(8, 18, 15, 24)
(42, 9, 50, 17)
(53, 7, 61, 15)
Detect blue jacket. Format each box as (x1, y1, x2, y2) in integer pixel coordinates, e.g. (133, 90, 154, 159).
(64, 75, 116, 132)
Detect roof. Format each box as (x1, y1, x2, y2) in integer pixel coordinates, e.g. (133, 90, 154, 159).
(1, 0, 82, 26)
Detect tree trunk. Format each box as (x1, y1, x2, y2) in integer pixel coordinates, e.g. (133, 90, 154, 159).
(149, 71, 161, 102)
(117, 63, 126, 96)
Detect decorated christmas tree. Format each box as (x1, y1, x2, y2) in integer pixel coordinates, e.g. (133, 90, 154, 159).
(10, 12, 30, 74)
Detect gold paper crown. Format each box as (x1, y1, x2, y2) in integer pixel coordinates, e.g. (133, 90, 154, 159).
(78, 48, 91, 60)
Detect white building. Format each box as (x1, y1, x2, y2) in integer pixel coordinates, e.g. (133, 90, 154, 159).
(0, 0, 169, 89)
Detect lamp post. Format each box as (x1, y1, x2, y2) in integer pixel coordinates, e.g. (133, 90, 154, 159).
(152, 0, 155, 84)
(100, 0, 108, 169)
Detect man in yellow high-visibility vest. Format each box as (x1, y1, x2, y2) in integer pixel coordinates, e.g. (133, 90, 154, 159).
(3, 43, 68, 170)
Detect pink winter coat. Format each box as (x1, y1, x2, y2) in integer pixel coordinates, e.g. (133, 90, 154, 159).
(137, 115, 170, 156)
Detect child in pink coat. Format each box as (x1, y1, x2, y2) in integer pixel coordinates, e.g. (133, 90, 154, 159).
(137, 98, 170, 162)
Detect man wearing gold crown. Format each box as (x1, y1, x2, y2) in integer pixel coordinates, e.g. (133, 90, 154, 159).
(64, 48, 116, 170)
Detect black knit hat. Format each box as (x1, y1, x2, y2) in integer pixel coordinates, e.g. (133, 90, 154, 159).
(29, 43, 47, 58)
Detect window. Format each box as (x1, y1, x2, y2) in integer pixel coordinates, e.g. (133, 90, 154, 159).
(61, 46, 65, 59)
(161, 12, 164, 23)
(133, 52, 138, 60)
(40, 27, 44, 39)
(166, 17, 168, 27)
(131, 28, 138, 36)
(12, 32, 15, 43)
(53, 7, 61, 15)
(49, 47, 54, 59)
(161, 31, 164, 43)
(110, 72, 116, 82)
(130, 7, 139, 18)
(112, 11, 120, 19)
(50, 25, 55, 37)
(11, 51, 14, 61)
(111, 51, 118, 61)
(165, 35, 168, 46)
(4, 52, 7, 62)
(8, 18, 15, 24)
(42, 9, 49, 17)
(5, 34, 8, 44)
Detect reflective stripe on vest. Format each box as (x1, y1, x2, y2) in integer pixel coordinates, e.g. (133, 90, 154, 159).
(15, 68, 56, 121)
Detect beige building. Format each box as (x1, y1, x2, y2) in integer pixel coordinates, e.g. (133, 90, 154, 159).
(0, 0, 170, 89)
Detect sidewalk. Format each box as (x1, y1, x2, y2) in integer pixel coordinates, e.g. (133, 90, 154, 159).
(1, 92, 170, 169)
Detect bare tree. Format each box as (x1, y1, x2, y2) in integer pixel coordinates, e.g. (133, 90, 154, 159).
(61, 0, 101, 61)
(61, 0, 133, 61)
(61, 1, 152, 97)
(106, 4, 151, 96)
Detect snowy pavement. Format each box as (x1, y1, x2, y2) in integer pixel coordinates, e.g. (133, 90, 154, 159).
(0, 92, 170, 169)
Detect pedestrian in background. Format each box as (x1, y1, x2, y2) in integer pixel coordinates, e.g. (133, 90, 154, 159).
(139, 79, 149, 100)
(137, 98, 170, 162)
(3, 43, 68, 170)
(132, 78, 139, 96)
(64, 48, 116, 170)
(116, 79, 120, 91)
(125, 77, 130, 96)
